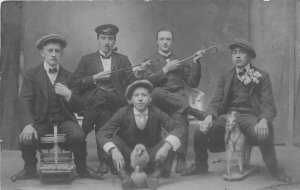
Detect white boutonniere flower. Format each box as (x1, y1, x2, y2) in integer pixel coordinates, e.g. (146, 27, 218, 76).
(240, 68, 262, 85)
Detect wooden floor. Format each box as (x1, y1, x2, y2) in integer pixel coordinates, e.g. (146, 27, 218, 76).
(2, 127, 300, 190)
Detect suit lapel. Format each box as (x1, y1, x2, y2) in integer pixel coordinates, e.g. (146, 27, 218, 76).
(223, 68, 235, 103)
(248, 65, 256, 95)
(111, 52, 118, 72)
(92, 52, 103, 72)
(37, 64, 49, 99)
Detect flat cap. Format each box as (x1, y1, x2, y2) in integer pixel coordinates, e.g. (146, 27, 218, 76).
(229, 38, 256, 58)
(95, 24, 119, 36)
(125, 80, 153, 100)
(36, 34, 67, 50)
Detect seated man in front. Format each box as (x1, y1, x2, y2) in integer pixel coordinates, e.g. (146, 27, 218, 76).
(97, 80, 184, 190)
(182, 38, 291, 183)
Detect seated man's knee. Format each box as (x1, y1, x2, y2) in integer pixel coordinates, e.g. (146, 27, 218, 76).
(67, 129, 85, 144)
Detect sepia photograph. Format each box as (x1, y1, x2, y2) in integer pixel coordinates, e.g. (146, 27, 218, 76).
(0, 0, 300, 189)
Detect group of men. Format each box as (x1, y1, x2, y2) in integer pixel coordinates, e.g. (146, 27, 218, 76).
(11, 23, 291, 189)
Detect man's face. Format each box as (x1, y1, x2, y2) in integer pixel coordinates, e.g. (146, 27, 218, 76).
(231, 47, 250, 68)
(157, 31, 173, 53)
(40, 43, 63, 67)
(98, 34, 115, 54)
(130, 87, 151, 112)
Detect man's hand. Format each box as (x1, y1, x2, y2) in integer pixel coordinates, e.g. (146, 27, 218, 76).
(93, 70, 111, 81)
(199, 115, 212, 134)
(162, 60, 180, 74)
(134, 60, 151, 78)
(193, 50, 205, 63)
(19, 124, 38, 145)
(55, 82, 72, 102)
(255, 118, 269, 141)
(155, 142, 172, 163)
(111, 148, 125, 171)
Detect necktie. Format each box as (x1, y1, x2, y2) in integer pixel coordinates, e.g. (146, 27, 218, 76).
(135, 114, 148, 130)
(238, 68, 247, 77)
(49, 67, 58, 74)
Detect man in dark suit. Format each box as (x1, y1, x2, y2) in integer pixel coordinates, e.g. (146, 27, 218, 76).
(69, 24, 136, 175)
(135, 28, 205, 173)
(11, 34, 102, 181)
(97, 80, 184, 190)
(182, 38, 291, 182)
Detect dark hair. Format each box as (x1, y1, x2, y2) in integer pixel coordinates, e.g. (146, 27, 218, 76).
(156, 28, 174, 41)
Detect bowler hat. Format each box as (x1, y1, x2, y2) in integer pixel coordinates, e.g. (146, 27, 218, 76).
(95, 24, 119, 36)
(125, 80, 153, 100)
(36, 34, 67, 50)
(229, 38, 256, 58)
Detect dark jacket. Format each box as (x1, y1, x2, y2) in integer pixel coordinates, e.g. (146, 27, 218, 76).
(206, 65, 277, 123)
(18, 64, 82, 128)
(69, 51, 135, 104)
(98, 104, 184, 149)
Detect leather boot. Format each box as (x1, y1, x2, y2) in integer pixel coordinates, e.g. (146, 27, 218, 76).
(175, 153, 187, 173)
(119, 170, 134, 190)
(181, 163, 208, 176)
(146, 167, 162, 190)
(185, 106, 205, 121)
(76, 165, 104, 180)
(97, 159, 108, 174)
(11, 167, 37, 182)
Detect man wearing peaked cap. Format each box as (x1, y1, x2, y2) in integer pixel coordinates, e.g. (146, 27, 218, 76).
(69, 24, 137, 176)
(97, 79, 184, 190)
(95, 24, 119, 37)
(11, 34, 103, 181)
(183, 38, 291, 183)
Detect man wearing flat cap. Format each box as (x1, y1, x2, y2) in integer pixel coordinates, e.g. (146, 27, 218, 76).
(69, 24, 136, 175)
(11, 34, 103, 181)
(97, 79, 184, 190)
(182, 38, 291, 182)
(136, 28, 205, 173)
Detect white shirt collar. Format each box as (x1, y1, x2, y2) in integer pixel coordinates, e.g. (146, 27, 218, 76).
(44, 61, 59, 74)
(236, 63, 250, 74)
(158, 50, 172, 58)
(99, 49, 112, 58)
(133, 107, 148, 116)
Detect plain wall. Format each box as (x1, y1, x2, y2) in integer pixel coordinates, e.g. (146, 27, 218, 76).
(21, 0, 249, 109)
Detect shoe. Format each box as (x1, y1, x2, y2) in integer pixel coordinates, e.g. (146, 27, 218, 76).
(119, 170, 134, 190)
(175, 154, 187, 173)
(77, 166, 104, 180)
(98, 160, 108, 174)
(181, 164, 208, 176)
(11, 168, 37, 182)
(107, 158, 118, 175)
(271, 168, 292, 183)
(110, 166, 118, 175)
(186, 106, 205, 121)
(146, 168, 162, 190)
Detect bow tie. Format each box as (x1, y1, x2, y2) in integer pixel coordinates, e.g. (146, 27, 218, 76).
(100, 54, 111, 59)
(49, 67, 58, 74)
(238, 68, 247, 77)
